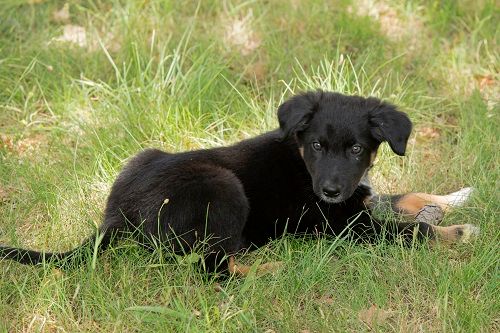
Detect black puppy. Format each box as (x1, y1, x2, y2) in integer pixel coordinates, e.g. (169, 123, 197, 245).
(0, 91, 477, 273)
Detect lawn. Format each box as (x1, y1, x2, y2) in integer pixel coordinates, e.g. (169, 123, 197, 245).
(0, 0, 498, 332)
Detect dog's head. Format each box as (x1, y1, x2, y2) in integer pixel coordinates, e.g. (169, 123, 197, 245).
(278, 91, 412, 203)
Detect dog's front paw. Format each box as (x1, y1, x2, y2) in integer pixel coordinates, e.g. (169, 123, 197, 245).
(443, 187, 474, 207)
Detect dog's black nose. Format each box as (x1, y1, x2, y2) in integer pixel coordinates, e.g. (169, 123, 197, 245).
(322, 186, 341, 198)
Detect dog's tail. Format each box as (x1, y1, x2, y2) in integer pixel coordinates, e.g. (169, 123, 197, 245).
(0, 228, 114, 266)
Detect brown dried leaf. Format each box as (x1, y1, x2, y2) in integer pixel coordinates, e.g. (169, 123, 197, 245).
(52, 3, 70, 24)
(473, 74, 498, 112)
(358, 304, 395, 328)
(0, 134, 15, 152)
(476, 74, 495, 92)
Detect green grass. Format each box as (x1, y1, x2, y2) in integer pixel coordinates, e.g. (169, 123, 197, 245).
(0, 0, 498, 331)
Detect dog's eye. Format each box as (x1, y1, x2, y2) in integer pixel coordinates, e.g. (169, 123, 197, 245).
(312, 142, 322, 151)
(351, 144, 362, 154)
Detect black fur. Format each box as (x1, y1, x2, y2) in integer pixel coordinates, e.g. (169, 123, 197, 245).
(1, 91, 433, 271)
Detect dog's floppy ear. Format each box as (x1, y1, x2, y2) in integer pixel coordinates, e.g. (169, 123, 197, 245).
(277, 92, 319, 138)
(369, 101, 412, 156)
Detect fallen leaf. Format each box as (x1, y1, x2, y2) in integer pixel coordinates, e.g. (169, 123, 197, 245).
(0, 134, 15, 152)
(476, 74, 495, 92)
(52, 3, 70, 24)
(358, 304, 395, 328)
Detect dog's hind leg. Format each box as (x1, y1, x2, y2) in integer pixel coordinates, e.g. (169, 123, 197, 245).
(370, 187, 474, 221)
(153, 165, 250, 274)
(391, 187, 474, 215)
